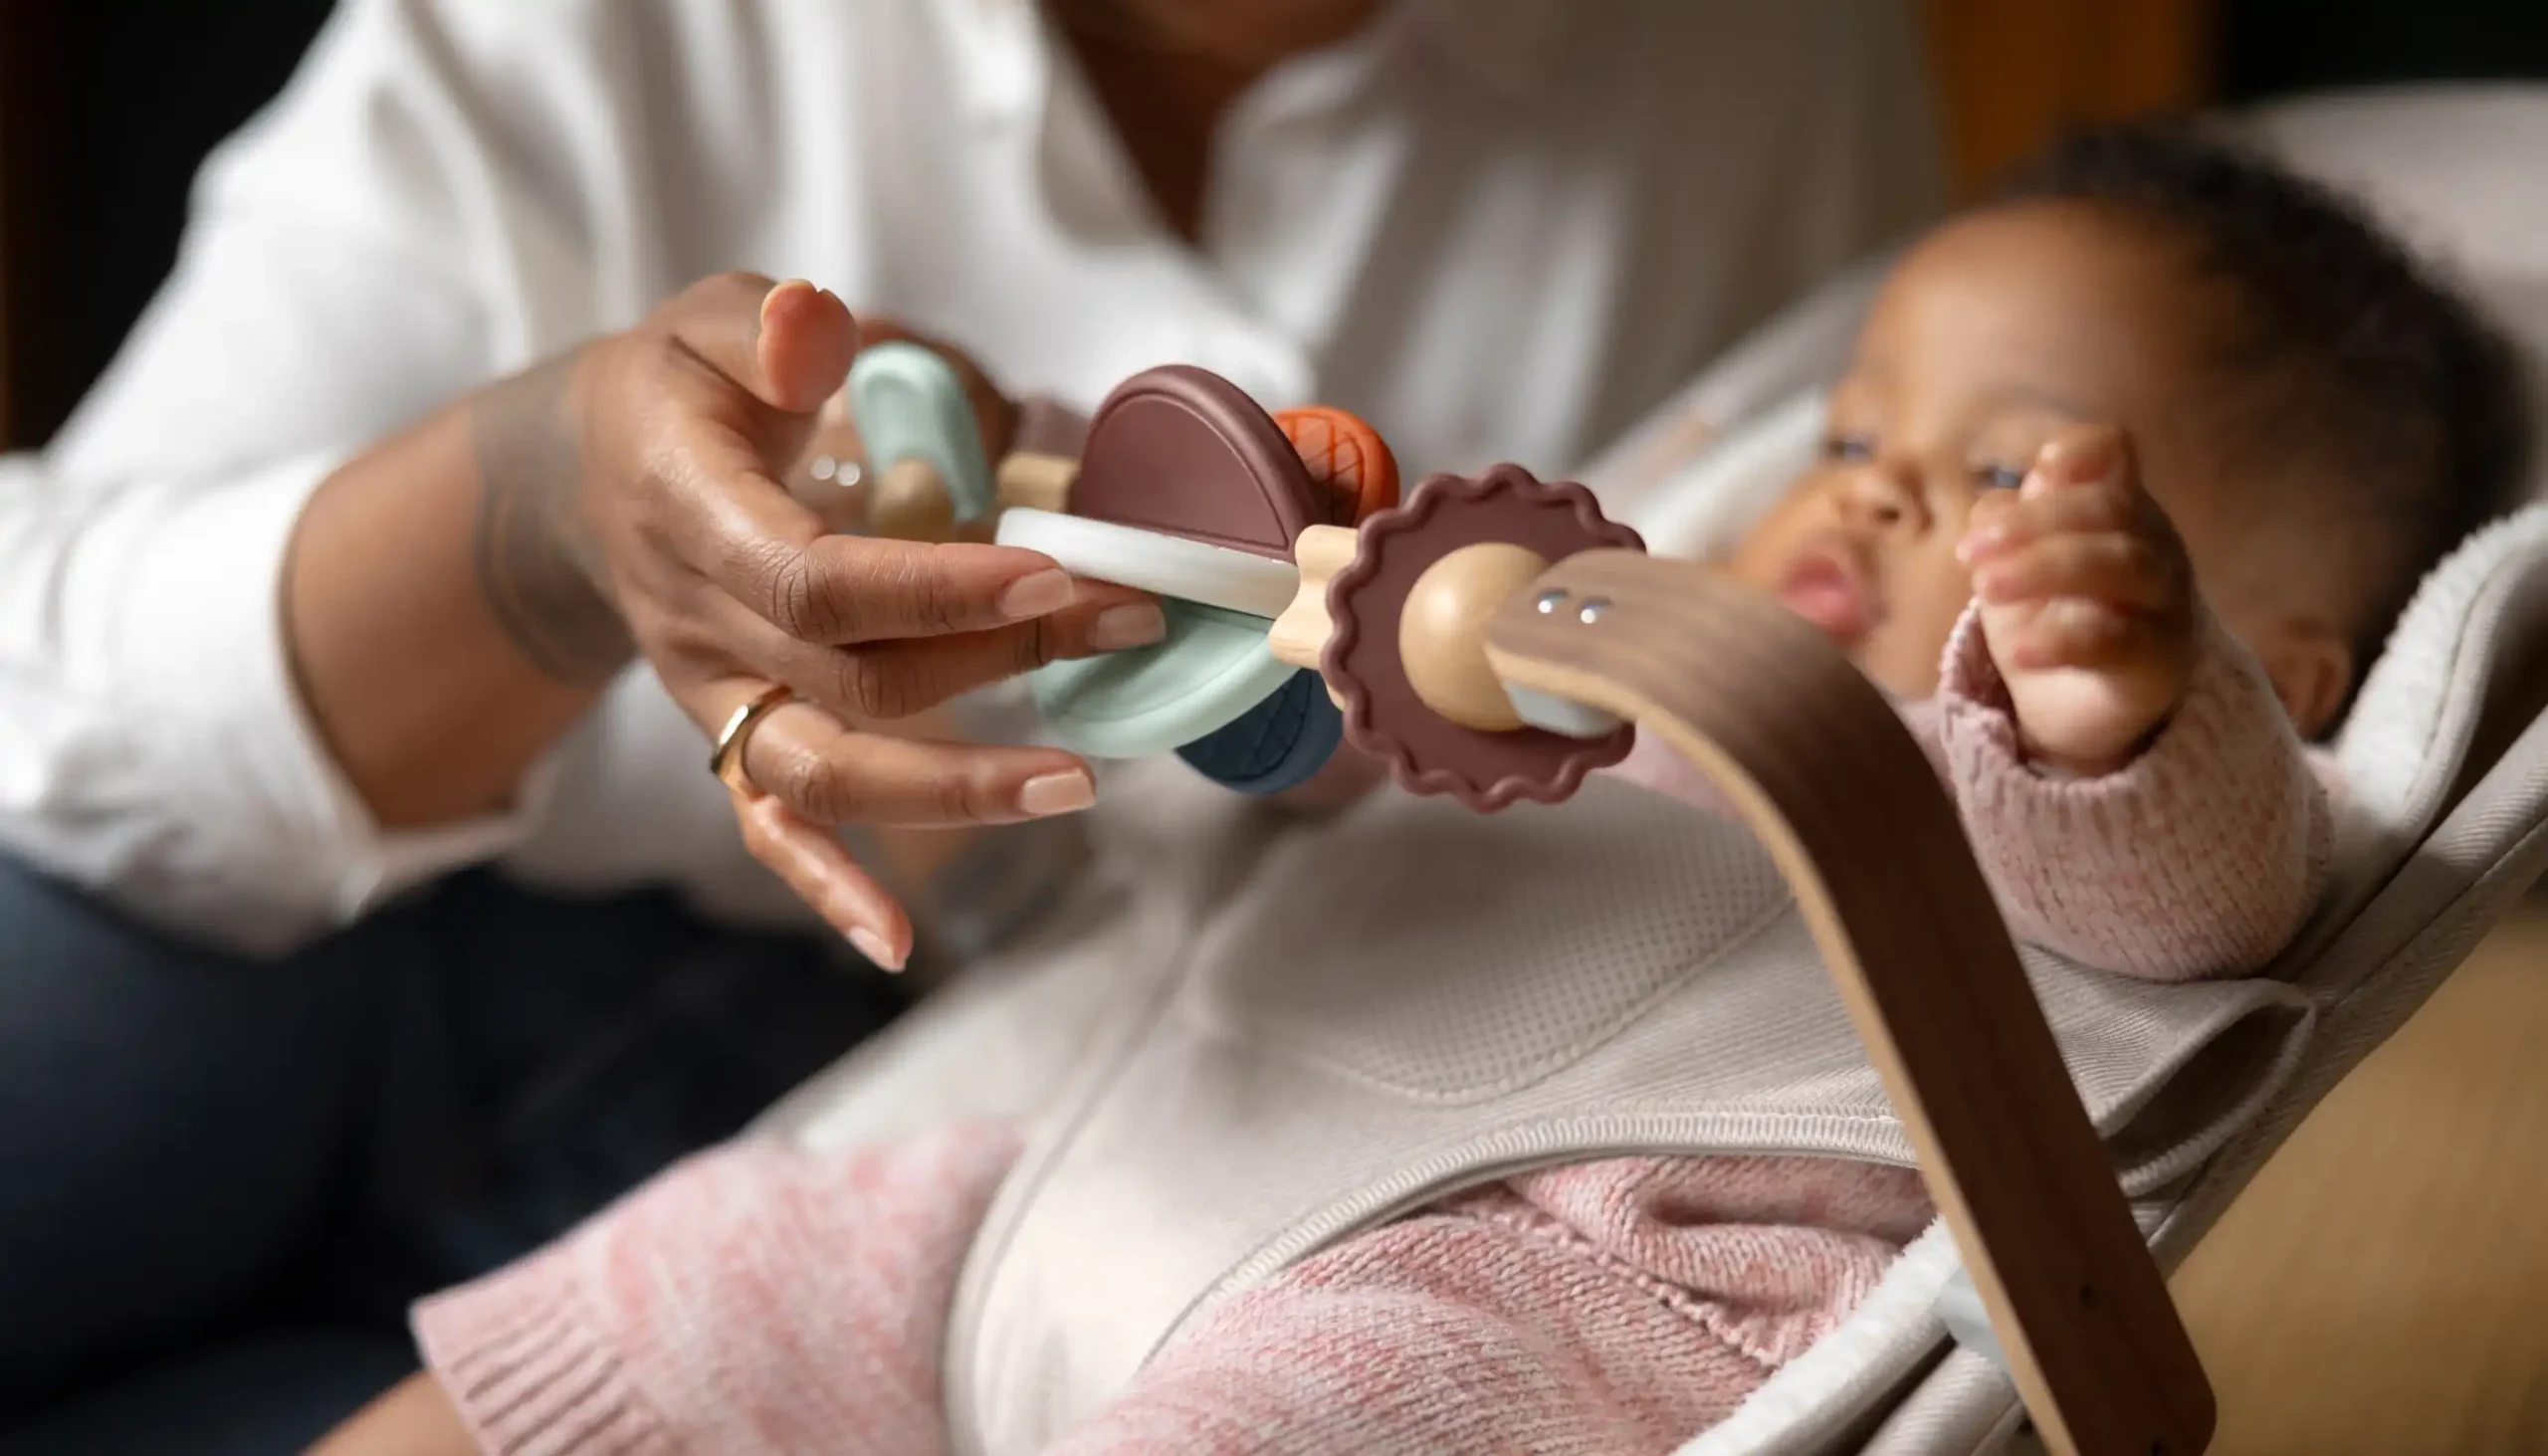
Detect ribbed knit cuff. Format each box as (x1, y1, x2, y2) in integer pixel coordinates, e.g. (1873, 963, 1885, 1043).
(413, 1254, 672, 1456)
(1935, 600, 2323, 978)
(1935, 598, 2260, 824)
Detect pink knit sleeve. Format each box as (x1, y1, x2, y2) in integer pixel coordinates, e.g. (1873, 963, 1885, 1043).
(1599, 603, 2333, 981)
(1913, 603, 2336, 981)
(410, 1123, 1020, 1456)
(1051, 1155, 1930, 1456)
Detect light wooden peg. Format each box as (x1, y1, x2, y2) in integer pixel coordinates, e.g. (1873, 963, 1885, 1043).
(1271, 523, 1360, 672)
(997, 451, 1078, 516)
(871, 458, 956, 542)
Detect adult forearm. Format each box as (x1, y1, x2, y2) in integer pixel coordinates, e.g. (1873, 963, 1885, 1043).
(284, 353, 624, 829)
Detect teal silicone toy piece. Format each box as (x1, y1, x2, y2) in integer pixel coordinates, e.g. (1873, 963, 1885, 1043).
(1029, 599, 1295, 759)
(845, 342, 994, 521)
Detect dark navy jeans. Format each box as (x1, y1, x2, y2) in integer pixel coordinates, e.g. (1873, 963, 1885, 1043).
(0, 857, 905, 1453)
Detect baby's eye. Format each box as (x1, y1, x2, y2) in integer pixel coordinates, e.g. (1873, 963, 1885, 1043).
(1821, 433, 1876, 463)
(1974, 463, 2027, 492)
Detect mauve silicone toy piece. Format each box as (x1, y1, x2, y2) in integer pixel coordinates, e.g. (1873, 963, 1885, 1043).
(1071, 365, 1325, 560)
(1325, 465, 1645, 810)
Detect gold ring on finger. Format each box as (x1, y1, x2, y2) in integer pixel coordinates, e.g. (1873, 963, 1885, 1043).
(710, 685, 797, 797)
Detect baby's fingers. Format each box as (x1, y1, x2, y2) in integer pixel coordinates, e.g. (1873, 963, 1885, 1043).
(1972, 531, 2175, 611)
(1959, 477, 2134, 563)
(1992, 598, 2140, 673)
(2030, 423, 2131, 495)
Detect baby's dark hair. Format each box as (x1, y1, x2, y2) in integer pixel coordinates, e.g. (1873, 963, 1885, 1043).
(1996, 121, 2532, 666)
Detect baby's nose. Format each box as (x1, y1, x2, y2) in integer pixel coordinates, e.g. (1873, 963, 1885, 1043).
(1836, 463, 1924, 531)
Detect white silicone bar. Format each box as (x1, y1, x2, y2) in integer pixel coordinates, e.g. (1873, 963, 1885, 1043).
(1503, 684, 1626, 738)
(994, 509, 1300, 619)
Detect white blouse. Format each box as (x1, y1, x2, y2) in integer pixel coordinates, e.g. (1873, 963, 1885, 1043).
(0, 0, 1941, 954)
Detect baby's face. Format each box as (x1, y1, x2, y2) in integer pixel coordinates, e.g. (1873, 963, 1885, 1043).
(1729, 200, 2245, 700)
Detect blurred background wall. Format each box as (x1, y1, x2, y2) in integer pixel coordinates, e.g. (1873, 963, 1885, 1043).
(0, 0, 2542, 450)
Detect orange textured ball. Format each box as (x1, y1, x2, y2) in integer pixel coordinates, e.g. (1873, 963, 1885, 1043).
(1276, 405, 1401, 526)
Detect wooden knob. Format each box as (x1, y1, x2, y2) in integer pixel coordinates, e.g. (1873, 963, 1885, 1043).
(1398, 541, 1549, 730)
(996, 451, 1079, 517)
(1270, 524, 1360, 672)
(870, 457, 956, 542)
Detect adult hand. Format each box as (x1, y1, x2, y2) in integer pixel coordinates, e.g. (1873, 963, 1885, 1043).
(556, 274, 1159, 963)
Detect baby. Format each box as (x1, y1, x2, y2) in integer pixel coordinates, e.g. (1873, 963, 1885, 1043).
(318, 125, 2526, 1454)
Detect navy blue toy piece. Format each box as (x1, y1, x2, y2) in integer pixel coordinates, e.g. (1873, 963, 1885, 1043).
(1174, 669, 1344, 794)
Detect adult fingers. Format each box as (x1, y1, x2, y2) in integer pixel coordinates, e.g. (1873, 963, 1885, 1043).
(655, 272, 861, 420)
(644, 275, 858, 494)
(728, 787, 915, 967)
(664, 584, 1155, 746)
(629, 288, 1071, 649)
(642, 404, 1091, 645)
(765, 589, 1163, 722)
(734, 520, 1168, 647)
(733, 696, 1101, 829)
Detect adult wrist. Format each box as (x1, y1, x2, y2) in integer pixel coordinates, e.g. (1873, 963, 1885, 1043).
(469, 345, 636, 685)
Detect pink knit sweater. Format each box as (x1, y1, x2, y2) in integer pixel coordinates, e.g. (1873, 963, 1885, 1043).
(413, 607, 2333, 1454)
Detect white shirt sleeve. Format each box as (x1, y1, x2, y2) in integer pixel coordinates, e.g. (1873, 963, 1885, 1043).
(0, 0, 592, 955)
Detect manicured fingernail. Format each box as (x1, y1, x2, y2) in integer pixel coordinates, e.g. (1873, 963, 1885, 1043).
(998, 570, 1075, 621)
(1091, 603, 1167, 651)
(1018, 770, 1095, 817)
(818, 288, 858, 343)
(847, 926, 905, 972)
(759, 278, 814, 334)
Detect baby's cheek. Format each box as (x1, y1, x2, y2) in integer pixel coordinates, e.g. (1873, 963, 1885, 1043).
(1724, 487, 1821, 588)
(1872, 563, 1975, 698)
(1859, 631, 1945, 702)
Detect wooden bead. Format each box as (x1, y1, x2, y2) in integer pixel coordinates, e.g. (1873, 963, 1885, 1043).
(1398, 541, 1549, 730)
(870, 457, 956, 542)
(996, 451, 1078, 516)
(1270, 523, 1360, 672)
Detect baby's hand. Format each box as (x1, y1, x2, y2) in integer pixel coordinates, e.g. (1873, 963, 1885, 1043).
(1959, 425, 2197, 775)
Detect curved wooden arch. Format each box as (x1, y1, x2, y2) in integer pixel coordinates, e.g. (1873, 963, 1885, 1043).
(1484, 549, 2215, 1456)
